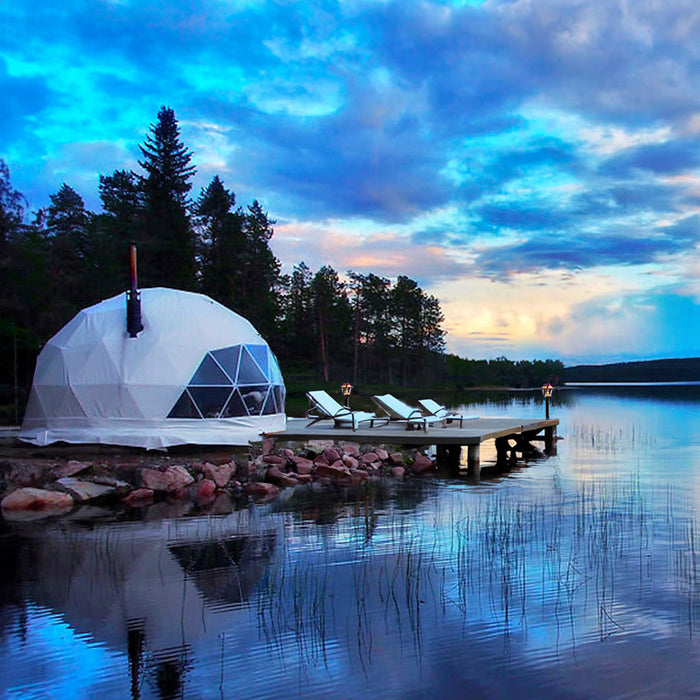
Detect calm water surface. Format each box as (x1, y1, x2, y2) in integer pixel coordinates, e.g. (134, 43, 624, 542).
(2, 386, 700, 699)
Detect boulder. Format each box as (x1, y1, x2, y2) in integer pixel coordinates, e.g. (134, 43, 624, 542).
(342, 454, 359, 469)
(411, 453, 434, 474)
(341, 443, 360, 457)
(351, 469, 369, 483)
(322, 447, 341, 464)
(375, 448, 389, 462)
(315, 463, 350, 480)
(140, 465, 194, 493)
(263, 454, 287, 466)
(361, 452, 379, 464)
(54, 460, 91, 479)
(291, 457, 314, 474)
(202, 462, 235, 488)
(139, 468, 170, 492)
(195, 478, 217, 501)
(390, 466, 405, 479)
(266, 466, 298, 488)
(2, 487, 74, 512)
(56, 477, 119, 502)
(389, 452, 406, 466)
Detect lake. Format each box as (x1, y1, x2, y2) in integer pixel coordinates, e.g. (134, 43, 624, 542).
(1, 385, 699, 699)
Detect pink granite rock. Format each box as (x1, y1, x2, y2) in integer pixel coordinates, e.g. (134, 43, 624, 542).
(54, 460, 91, 479)
(266, 466, 298, 487)
(375, 448, 389, 461)
(323, 447, 341, 464)
(140, 465, 194, 493)
(389, 452, 406, 466)
(411, 453, 434, 474)
(361, 452, 379, 464)
(202, 462, 235, 488)
(2, 487, 74, 512)
(263, 454, 287, 466)
(139, 468, 170, 492)
(292, 457, 314, 474)
(343, 455, 359, 469)
(341, 443, 360, 457)
(390, 466, 405, 479)
(315, 464, 350, 480)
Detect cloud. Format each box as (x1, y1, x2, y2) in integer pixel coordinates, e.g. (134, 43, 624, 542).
(601, 139, 700, 177)
(5, 0, 700, 361)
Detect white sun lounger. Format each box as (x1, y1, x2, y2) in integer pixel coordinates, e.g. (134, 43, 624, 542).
(371, 394, 447, 432)
(306, 390, 387, 431)
(417, 398, 479, 428)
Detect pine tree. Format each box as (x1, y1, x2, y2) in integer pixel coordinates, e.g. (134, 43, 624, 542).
(94, 169, 145, 298)
(240, 200, 281, 340)
(0, 160, 26, 257)
(195, 175, 244, 309)
(138, 106, 197, 289)
(43, 184, 93, 330)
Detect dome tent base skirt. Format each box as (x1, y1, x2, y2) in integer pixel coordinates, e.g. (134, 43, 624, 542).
(18, 415, 286, 451)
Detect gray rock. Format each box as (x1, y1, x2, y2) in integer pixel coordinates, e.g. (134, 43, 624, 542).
(57, 477, 118, 502)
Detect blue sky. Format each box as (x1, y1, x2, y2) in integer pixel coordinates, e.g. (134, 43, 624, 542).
(2, 0, 700, 364)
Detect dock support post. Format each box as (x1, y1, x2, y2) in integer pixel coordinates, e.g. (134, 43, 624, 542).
(495, 437, 511, 466)
(544, 425, 557, 455)
(467, 444, 480, 480)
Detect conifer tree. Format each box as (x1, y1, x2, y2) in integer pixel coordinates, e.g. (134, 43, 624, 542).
(138, 106, 197, 289)
(195, 175, 244, 309)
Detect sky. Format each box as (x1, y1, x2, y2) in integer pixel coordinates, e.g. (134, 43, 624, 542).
(2, 0, 700, 366)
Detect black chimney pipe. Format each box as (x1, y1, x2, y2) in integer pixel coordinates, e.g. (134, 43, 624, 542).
(126, 243, 144, 338)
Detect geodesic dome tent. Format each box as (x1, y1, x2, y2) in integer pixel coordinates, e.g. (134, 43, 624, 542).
(19, 288, 286, 449)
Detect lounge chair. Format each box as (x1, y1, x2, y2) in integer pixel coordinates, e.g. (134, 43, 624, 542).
(417, 398, 479, 428)
(371, 394, 447, 432)
(306, 390, 387, 431)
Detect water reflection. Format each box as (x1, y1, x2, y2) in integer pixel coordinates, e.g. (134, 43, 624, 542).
(2, 388, 700, 698)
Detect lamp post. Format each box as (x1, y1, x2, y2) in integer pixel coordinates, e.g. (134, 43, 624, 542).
(341, 382, 353, 407)
(541, 383, 553, 420)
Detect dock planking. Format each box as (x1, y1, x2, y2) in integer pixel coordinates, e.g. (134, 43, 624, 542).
(266, 416, 559, 478)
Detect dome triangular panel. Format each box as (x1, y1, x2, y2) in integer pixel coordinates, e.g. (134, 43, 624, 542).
(237, 347, 267, 385)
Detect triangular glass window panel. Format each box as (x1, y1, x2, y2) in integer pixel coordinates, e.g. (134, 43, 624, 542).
(221, 389, 248, 417)
(240, 385, 267, 415)
(268, 355, 284, 385)
(261, 389, 277, 415)
(168, 390, 202, 419)
(189, 387, 233, 418)
(237, 347, 267, 385)
(246, 345, 269, 377)
(273, 386, 286, 414)
(190, 353, 231, 386)
(211, 346, 241, 383)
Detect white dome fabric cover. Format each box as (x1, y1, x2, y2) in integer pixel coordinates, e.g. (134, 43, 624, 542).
(19, 288, 286, 449)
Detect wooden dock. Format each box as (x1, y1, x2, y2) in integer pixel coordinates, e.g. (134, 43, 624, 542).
(267, 416, 559, 478)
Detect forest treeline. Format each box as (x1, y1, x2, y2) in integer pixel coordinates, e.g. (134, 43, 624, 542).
(564, 357, 700, 383)
(0, 106, 562, 422)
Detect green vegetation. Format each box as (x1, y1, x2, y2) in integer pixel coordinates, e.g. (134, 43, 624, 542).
(0, 107, 562, 423)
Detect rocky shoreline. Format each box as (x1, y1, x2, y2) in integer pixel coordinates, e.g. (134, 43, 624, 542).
(0, 439, 437, 518)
